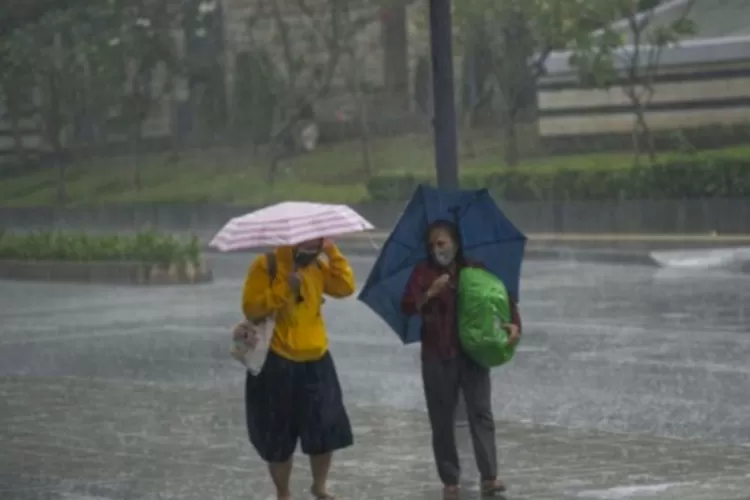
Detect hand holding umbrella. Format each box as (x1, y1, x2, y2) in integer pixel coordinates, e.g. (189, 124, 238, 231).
(504, 323, 520, 346)
(420, 274, 451, 307)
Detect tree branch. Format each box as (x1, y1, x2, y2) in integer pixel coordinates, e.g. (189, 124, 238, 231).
(529, 46, 552, 80)
(266, 0, 298, 85)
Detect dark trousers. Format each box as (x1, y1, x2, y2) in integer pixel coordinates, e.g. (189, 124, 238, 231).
(421, 352, 497, 485)
(245, 350, 353, 463)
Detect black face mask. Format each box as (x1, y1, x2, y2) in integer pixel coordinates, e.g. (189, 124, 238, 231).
(294, 249, 319, 268)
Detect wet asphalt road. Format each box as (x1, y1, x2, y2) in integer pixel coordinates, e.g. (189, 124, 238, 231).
(2, 254, 750, 499)
(2, 254, 749, 443)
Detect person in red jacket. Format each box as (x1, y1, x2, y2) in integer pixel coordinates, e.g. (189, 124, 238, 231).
(401, 220, 521, 499)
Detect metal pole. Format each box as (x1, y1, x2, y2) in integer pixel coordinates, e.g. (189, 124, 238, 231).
(430, 0, 466, 427)
(428, 0, 459, 189)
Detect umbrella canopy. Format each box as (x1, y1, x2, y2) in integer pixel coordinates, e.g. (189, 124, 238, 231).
(209, 201, 374, 252)
(357, 184, 526, 344)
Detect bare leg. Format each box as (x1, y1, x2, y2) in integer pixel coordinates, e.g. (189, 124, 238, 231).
(310, 452, 333, 497)
(310, 453, 333, 497)
(268, 459, 293, 500)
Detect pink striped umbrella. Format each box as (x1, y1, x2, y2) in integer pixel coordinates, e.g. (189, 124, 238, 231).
(209, 201, 375, 252)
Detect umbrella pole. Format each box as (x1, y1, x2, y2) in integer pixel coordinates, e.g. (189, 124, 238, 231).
(428, 0, 459, 189)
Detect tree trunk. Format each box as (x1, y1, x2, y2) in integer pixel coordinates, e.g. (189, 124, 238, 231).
(503, 120, 520, 167)
(267, 136, 282, 188)
(128, 67, 149, 193)
(357, 93, 373, 177)
(631, 116, 642, 167)
(637, 110, 657, 163)
(460, 104, 477, 159)
(47, 74, 66, 206)
(131, 128, 142, 193)
(381, 4, 409, 110)
(6, 99, 26, 165)
(50, 31, 66, 206)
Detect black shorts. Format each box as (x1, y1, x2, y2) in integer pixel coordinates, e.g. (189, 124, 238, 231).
(245, 350, 353, 463)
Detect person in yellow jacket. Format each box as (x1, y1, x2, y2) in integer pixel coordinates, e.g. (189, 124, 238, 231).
(240, 237, 355, 500)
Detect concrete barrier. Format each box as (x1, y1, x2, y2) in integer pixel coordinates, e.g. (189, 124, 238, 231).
(2, 199, 750, 235)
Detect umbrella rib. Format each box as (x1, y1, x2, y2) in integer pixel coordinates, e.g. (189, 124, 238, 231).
(380, 237, 423, 278)
(455, 190, 485, 224)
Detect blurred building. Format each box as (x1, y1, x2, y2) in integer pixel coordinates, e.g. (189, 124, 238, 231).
(538, 0, 750, 140)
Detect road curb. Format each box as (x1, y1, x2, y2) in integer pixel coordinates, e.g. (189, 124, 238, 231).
(524, 247, 660, 267)
(203, 242, 660, 267)
(319, 242, 661, 267)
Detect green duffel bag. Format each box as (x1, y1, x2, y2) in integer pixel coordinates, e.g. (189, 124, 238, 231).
(458, 267, 518, 368)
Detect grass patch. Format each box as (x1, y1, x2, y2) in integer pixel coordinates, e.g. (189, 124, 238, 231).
(1, 136, 748, 206)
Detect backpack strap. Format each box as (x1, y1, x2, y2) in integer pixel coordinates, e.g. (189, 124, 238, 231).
(265, 252, 277, 285)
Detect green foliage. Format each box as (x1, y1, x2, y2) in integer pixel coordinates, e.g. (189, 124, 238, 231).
(0, 1, 185, 150)
(452, 0, 605, 165)
(243, 0, 385, 135)
(0, 230, 203, 265)
(102, 0, 179, 130)
(0, 29, 34, 101)
(366, 150, 750, 202)
(0, 0, 78, 37)
(453, 0, 602, 51)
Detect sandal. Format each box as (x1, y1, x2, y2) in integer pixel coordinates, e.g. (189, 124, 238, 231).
(481, 479, 507, 496)
(310, 488, 336, 500)
(443, 485, 460, 499)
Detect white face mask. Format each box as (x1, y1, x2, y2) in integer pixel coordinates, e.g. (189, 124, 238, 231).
(433, 245, 456, 267)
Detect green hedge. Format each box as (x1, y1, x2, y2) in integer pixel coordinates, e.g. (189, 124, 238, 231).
(0, 230, 202, 265)
(366, 152, 750, 202)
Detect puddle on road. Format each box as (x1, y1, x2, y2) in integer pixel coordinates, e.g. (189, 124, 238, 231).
(575, 481, 697, 499)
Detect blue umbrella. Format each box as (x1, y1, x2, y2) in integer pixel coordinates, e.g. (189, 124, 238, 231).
(357, 184, 527, 344)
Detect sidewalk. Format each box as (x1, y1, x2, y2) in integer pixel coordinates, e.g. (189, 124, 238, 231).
(2, 376, 750, 500)
(302, 231, 750, 266)
(201, 230, 750, 250)
(194, 231, 750, 266)
(8, 225, 750, 264)
(338, 230, 750, 246)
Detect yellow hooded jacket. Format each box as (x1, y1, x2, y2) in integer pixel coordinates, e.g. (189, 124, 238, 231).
(241, 244, 355, 362)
